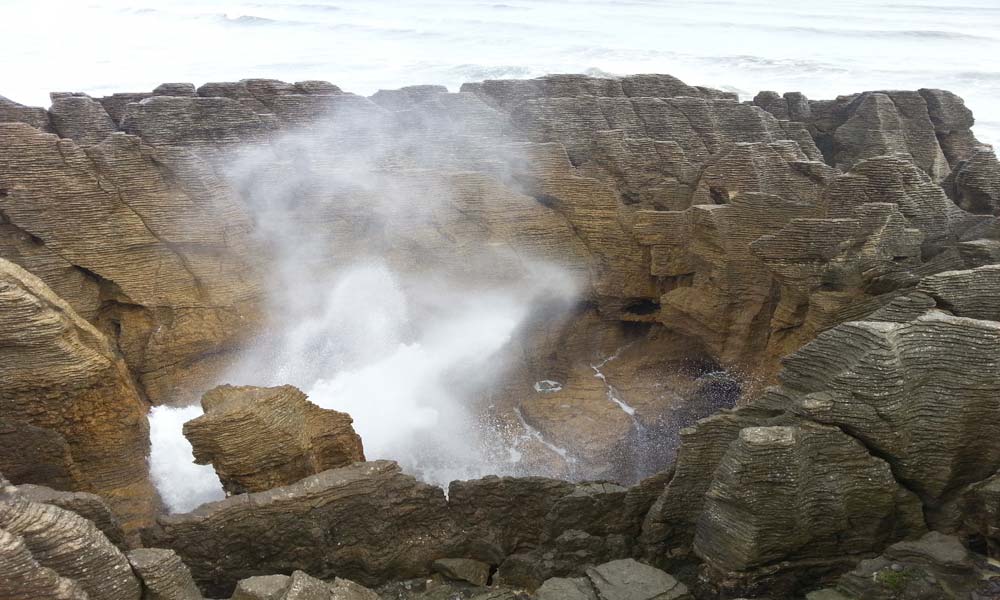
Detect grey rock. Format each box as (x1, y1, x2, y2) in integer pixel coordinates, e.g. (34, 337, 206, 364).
(585, 559, 691, 600)
(432, 558, 491, 586)
(127, 548, 202, 600)
(230, 575, 290, 600)
(534, 577, 597, 600)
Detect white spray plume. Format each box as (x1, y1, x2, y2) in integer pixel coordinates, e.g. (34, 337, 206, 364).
(148, 405, 224, 513)
(149, 95, 580, 511)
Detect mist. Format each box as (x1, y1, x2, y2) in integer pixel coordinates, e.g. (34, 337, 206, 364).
(148, 96, 579, 512)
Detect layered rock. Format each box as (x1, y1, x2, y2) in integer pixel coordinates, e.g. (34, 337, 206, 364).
(534, 558, 692, 600)
(144, 461, 456, 597)
(758, 310, 1000, 524)
(0, 488, 141, 600)
(808, 532, 1000, 600)
(183, 384, 365, 494)
(126, 548, 202, 600)
(0, 258, 155, 534)
(693, 422, 924, 596)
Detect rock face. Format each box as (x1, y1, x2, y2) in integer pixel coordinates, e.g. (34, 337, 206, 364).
(693, 422, 924, 596)
(808, 532, 1000, 600)
(0, 258, 155, 536)
(15, 484, 127, 550)
(0, 485, 141, 600)
(144, 461, 456, 597)
(182, 385, 364, 494)
(2, 73, 1000, 600)
(126, 548, 203, 600)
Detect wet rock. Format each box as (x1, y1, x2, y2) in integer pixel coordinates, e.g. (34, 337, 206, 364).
(127, 548, 202, 600)
(183, 384, 364, 494)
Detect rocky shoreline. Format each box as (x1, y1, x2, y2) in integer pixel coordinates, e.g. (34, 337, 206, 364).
(2, 73, 999, 599)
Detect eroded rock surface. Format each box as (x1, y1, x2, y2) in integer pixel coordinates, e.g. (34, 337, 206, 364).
(0, 258, 155, 535)
(183, 384, 364, 494)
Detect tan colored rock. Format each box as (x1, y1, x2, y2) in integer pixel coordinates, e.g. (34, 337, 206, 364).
(0, 258, 155, 535)
(182, 384, 364, 495)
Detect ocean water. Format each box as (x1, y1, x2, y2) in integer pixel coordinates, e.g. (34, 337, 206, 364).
(1, 0, 998, 147)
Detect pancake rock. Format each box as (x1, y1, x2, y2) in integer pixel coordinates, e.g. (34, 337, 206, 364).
(0, 486, 141, 600)
(0, 258, 155, 535)
(807, 532, 1000, 600)
(182, 384, 365, 495)
(692, 422, 924, 597)
(126, 548, 203, 600)
(143, 461, 456, 597)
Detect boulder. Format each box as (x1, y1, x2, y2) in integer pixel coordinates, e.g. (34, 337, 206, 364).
(585, 559, 692, 600)
(182, 384, 364, 494)
(0, 491, 141, 600)
(961, 472, 1000, 558)
(758, 309, 1000, 525)
(432, 558, 491, 586)
(49, 94, 118, 145)
(127, 548, 202, 600)
(534, 577, 597, 600)
(230, 575, 290, 600)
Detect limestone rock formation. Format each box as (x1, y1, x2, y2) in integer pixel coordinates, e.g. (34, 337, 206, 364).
(0, 488, 141, 600)
(0, 258, 155, 535)
(432, 558, 491, 586)
(758, 309, 1000, 524)
(808, 532, 1000, 600)
(692, 422, 924, 596)
(144, 461, 456, 597)
(126, 548, 203, 600)
(533, 559, 691, 600)
(0, 527, 88, 600)
(182, 384, 364, 495)
(961, 472, 1000, 559)
(15, 484, 127, 550)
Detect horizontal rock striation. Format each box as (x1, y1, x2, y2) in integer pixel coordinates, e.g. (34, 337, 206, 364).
(182, 384, 364, 495)
(0, 258, 155, 536)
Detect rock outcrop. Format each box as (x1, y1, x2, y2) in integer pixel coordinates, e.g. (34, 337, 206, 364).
(182, 385, 364, 495)
(0, 258, 155, 535)
(143, 461, 456, 597)
(2, 72, 1000, 599)
(808, 532, 1000, 600)
(0, 484, 141, 600)
(126, 548, 203, 600)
